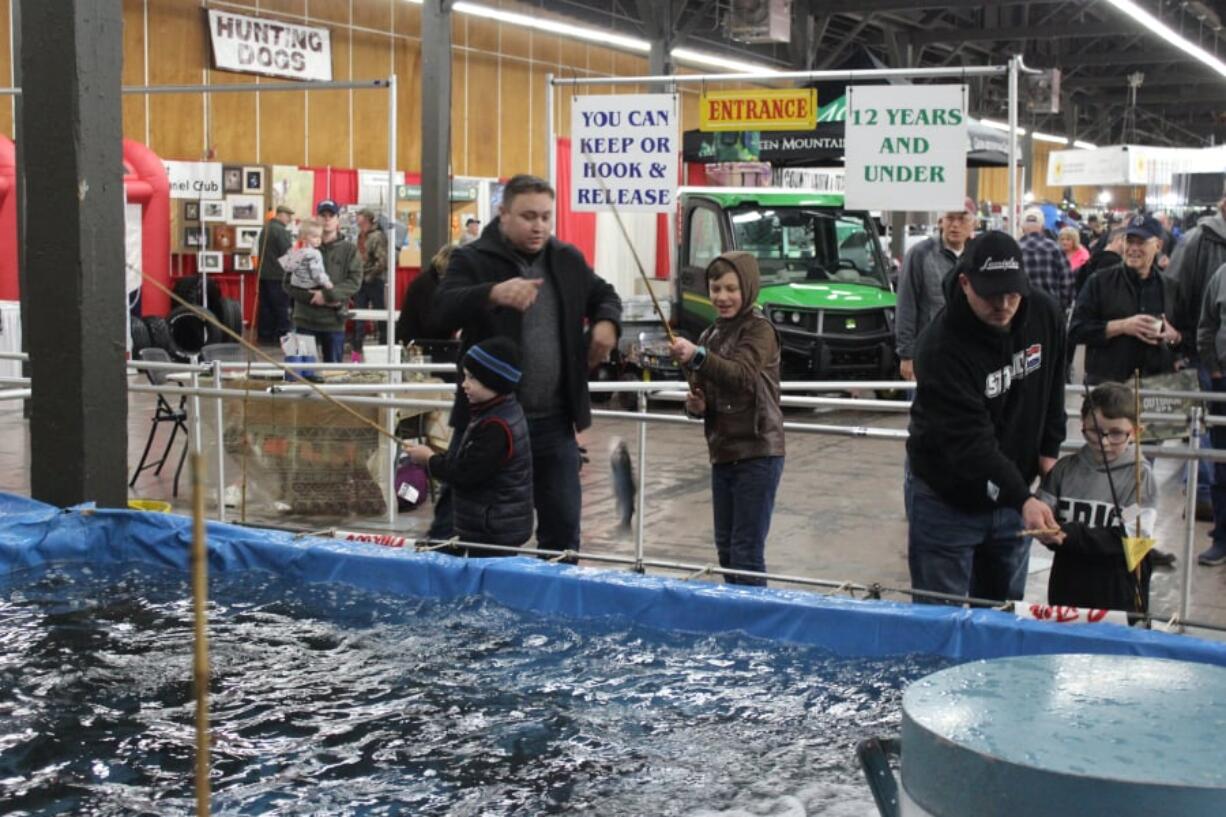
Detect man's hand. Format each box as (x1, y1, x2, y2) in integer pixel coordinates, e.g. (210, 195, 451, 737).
(489, 278, 543, 312)
(1022, 496, 1063, 545)
(309, 290, 328, 306)
(1112, 314, 1162, 345)
(670, 337, 697, 365)
(403, 444, 435, 465)
(899, 358, 915, 381)
(1038, 455, 1057, 477)
(685, 386, 706, 417)
(587, 320, 617, 371)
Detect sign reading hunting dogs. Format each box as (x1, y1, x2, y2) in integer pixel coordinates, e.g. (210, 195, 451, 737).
(571, 94, 678, 213)
(207, 9, 333, 82)
(844, 84, 968, 211)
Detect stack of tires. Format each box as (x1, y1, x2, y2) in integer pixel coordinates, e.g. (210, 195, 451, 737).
(129, 275, 244, 361)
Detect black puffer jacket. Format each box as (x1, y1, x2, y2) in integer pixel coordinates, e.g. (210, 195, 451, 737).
(433, 220, 622, 431)
(449, 395, 534, 548)
(907, 262, 1068, 513)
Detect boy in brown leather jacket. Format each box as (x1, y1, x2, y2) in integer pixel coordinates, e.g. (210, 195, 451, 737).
(670, 251, 786, 586)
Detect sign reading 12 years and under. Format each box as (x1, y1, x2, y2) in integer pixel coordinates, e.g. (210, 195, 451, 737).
(571, 94, 678, 214)
(844, 84, 968, 211)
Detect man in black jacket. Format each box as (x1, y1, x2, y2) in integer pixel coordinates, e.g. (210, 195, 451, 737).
(1068, 214, 1182, 386)
(907, 231, 1066, 603)
(256, 205, 295, 343)
(428, 174, 622, 552)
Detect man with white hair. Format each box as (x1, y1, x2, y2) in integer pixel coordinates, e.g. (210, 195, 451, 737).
(1019, 207, 1074, 312)
(894, 196, 977, 381)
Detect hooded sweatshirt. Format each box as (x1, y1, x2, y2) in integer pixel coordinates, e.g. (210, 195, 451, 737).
(691, 251, 785, 464)
(1040, 443, 1155, 611)
(906, 260, 1068, 513)
(1167, 212, 1226, 350)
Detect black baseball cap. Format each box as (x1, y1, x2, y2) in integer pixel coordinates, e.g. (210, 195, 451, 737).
(1124, 214, 1163, 241)
(962, 231, 1030, 297)
(316, 199, 339, 216)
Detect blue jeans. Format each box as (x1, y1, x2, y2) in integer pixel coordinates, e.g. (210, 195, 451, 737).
(1208, 377, 1226, 546)
(352, 280, 386, 351)
(296, 328, 344, 363)
(906, 475, 1029, 604)
(711, 456, 784, 587)
(428, 414, 583, 553)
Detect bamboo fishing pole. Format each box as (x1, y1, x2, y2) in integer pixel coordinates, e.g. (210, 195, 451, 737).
(190, 451, 211, 817)
(1133, 370, 1145, 611)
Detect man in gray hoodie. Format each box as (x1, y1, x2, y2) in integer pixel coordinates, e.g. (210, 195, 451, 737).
(894, 197, 976, 380)
(1169, 194, 1226, 358)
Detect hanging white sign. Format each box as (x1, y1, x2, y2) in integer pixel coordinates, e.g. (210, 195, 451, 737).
(207, 9, 333, 83)
(844, 84, 968, 211)
(163, 160, 223, 200)
(571, 93, 678, 214)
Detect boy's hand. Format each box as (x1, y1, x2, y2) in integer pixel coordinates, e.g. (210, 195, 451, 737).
(403, 444, 434, 465)
(670, 337, 697, 364)
(323, 281, 334, 290)
(685, 386, 706, 416)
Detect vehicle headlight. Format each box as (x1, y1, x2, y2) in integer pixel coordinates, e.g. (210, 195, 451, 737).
(772, 310, 786, 323)
(790, 312, 801, 324)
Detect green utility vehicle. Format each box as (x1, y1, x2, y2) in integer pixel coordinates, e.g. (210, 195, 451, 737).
(624, 188, 897, 383)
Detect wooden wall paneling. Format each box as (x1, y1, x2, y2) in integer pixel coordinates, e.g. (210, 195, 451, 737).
(468, 15, 498, 53)
(0, 0, 12, 137)
(254, 0, 307, 14)
(500, 23, 531, 61)
(450, 53, 467, 176)
(393, 0, 421, 38)
(467, 53, 499, 177)
(147, 0, 206, 161)
(352, 28, 392, 169)
(529, 64, 550, 179)
(121, 0, 147, 145)
(353, 0, 392, 31)
(306, 27, 352, 167)
(977, 167, 1009, 206)
(257, 82, 308, 167)
(209, 69, 258, 164)
(306, 0, 348, 25)
(679, 87, 701, 133)
(498, 59, 531, 177)
(395, 36, 422, 174)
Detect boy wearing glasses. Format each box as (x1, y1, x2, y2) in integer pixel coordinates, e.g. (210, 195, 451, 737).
(1038, 382, 1155, 612)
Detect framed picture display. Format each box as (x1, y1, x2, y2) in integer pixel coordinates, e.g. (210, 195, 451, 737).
(183, 226, 206, 250)
(210, 225, 235, 252)
(183, 201, 200, 221)
(243, 166, 266, 194)
(235, 226, 262, 251)
(200, 199, 226, 222)
(197, 251, 223, 273)
(227, 194, 264, 226)
(223, 166, 243, 194)
(233, 254, 254, 272)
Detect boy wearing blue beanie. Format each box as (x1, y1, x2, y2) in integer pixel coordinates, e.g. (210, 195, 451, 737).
(405, 336, 533, 554)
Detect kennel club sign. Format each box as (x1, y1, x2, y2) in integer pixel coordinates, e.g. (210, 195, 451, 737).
(207, 9, 333, 82)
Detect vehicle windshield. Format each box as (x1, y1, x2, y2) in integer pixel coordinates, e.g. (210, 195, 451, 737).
(728, 206, 889, 289)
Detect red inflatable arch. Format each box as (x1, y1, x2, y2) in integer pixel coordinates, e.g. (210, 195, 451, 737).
(0, 137, 171, 315)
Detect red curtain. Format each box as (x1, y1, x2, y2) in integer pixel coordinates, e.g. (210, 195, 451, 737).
(553, 138, 597, 267)
(307, 167, 360, 206)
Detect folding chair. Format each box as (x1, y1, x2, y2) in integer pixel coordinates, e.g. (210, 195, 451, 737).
(129, 347, 189, 497)
(201, 342, 247, 363)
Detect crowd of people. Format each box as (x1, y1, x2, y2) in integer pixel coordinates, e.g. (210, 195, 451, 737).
(253, 176, 1226, 613)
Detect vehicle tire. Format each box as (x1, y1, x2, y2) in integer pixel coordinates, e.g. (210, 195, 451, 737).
(166, 305, 220, 361)
(218, 297, 243, 336)
(142, 315, 173, 354)
(130, 314, 151, 355)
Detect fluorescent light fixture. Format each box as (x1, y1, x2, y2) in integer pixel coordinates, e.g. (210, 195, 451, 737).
(669, 47, 781, 74)
(1031, 130, 1067, 144)
(452, 1, 649, 52)
(1105, 0, 1226, 79)
(1072, 139, 1098, 150)
(1098, 190, 1113, 205)
(977, 117, 1027, 135)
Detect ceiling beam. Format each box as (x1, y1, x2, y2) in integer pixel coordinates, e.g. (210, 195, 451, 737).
(907, 21, 1135, 47)
(811, 0, 1046, 12)
(1029, 51, 1191, 68)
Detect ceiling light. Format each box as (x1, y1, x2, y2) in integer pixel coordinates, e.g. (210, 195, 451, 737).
(1105, 0, 1226, 79)
(1031, 131, 1067, 144)
(669, 47, 781, 74)
(452, 2, 649, 52)
(1072, 139, 1098, 150)
(977, 117, 1027, 135)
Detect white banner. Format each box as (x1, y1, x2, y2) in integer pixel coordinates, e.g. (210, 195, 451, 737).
(844, 84, 967, 211)
(1046, 146, 1130, 186)
(207, 9, 333, 82)
(571, 94, 678, 214)
(163, 160, 223, 200)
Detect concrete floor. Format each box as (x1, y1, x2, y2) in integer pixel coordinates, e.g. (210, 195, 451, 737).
(3, 378, 1225, 635)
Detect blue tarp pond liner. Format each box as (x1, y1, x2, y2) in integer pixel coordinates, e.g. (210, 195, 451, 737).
(2, 492, 1226, 667)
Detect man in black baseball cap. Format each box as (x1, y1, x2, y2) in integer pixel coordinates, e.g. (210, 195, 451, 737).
(282, 198, 361, 361)
(316, 199, 340, 216)
(906, 230, 1067, 604)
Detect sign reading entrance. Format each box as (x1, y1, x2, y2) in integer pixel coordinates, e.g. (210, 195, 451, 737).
(844, 84, 967, 211)
(571, 94, 678, 214)
(207, 9, 333, 82)
(699, 88, 818, 132)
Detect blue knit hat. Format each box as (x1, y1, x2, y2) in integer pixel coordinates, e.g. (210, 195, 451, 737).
(463, 336, 522, 395)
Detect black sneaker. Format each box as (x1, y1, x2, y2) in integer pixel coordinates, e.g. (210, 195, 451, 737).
(1150, 548, 1177, 567)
